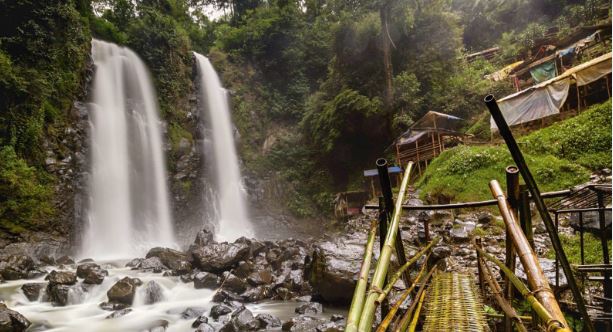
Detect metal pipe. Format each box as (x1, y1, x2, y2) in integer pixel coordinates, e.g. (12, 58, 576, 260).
(504, 166, 519, 332)
(363, 189, 570, 210)
(376, 159, 411, 287)
(597, 192, 611, 313)
(377, 196, 389, 320)
(485, 94, 594, 332)
(489, 180, 569, 329)
(519, 185, 534, 249)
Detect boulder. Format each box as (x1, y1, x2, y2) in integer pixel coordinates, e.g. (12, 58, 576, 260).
(46, 271, 77, 285)
(282, 315, 327, 332)
(210, 304, 233, 320)
(56, 256, 75, 265)
(220, 308, 260, 332)
(256, 313, 281, 329)
(195, 323, 215, 332)
(139, 257, 165, 272)
(46, 284, 71, 306)
(193, 271, 220, 289)
(190, 243, 249, 272)
(0, 303, 30, 332)
(145, 247, 191, 274)
(21, 283, 45, 301)
(77, 263, 108, 285)
(295, 302, 323, 314)
(247, 270, 273, 286)
(105, 308, 132, 319)
(142, 281, 164, 304)
(241, 285, 270, 302)
(305, 236, 366, 304)
(180, 307, 207, 319)
(220, 273, 248, 294)
(234, 261, 254, 278)
(212, 290, 243, 303)
(107, 277, 142, 305)
(0, 255, 35, 280)
(194, 229, 214, 247)
(99, 302, 130, 311)
(192, 315, 208, 328)
(125, 258, 143, 268)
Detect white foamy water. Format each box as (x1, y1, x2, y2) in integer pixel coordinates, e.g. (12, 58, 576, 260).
(193, 53, 254, 241)
(83, 39, 175, 260)
(0, 263, 341, 332)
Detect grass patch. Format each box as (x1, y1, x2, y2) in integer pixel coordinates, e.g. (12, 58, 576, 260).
(416, 145, 589, 202)
(546, 232, 612, 265)
(520, 100, 612, 170)
(417, 100, 611, 203)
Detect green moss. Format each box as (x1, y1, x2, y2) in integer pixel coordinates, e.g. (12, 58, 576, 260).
(167, 122, 193, 151)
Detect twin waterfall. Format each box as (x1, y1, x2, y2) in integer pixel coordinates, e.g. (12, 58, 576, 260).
(194, 53, 254, 241)
(83, 40, 252, 259)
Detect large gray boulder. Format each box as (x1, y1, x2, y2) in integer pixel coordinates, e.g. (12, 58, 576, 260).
(0, 255, 35, 280)
(190, 243, 249, 272)
(305, 234, 367, 304)
(107, 277, 142, 305)
(0, 303, 30, 332)
(145, 247, 192, 274)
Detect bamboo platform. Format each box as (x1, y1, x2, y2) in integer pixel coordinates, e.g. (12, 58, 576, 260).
(422, 272, 488, 332)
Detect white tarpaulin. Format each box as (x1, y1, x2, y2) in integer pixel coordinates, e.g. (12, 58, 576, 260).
(491, 52, 611, 130)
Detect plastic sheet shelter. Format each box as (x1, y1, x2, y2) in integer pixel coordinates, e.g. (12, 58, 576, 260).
(491, 52, 612, 131)
(395, 111, 465, 175)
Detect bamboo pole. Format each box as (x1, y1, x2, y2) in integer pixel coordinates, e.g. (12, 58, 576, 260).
(394, 266, 438, 332)
(346, 221, 379, 332)
(375, 255, 430, 332)
(357, 162, 413, 332)
(407, 287, 426, 332)
(478, 257, 528, 332)
(376, 238, 439, 304)
(475, 246, 571, 332)
(489, 180, 569, 329)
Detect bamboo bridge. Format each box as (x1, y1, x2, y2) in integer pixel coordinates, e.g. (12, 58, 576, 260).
(345, 96, 611, 332)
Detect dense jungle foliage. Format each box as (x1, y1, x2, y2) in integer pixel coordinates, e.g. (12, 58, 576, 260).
(0, 0, 610, 229)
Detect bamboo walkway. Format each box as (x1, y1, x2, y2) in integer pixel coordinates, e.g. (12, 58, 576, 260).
(422, 272, 488, 332)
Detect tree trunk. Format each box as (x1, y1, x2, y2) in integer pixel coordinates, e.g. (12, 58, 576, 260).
(380, 4, 394, 115)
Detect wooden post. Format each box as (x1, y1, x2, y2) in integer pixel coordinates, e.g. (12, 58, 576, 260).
(519, 185, 534, 249)
(395, 143, 401, 167)
(577, 83, 581, 112)
(415, 140, 422, 176)
(476, 237, 485, 293)
(605, 75, 611, 98)
(434, 117, 443, 154)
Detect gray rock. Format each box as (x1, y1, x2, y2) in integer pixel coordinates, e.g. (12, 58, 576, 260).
(47, 284, 71, 306)
(193, 271, 220, 289)
(146, 247, 191, 274)
(282, 315, 327, 331)
(99, 302, 130, 311)
(192, 315, 209, 328)
(21, 283, 45, 301)
(210, 304, 232, 320)
(139, 257, 165, 272)
(194, 229, 214, 247)
(0, 255, 35, 280)
(105, 308, 132, 319)
(143, 281, 164, 304)
(0, 303, 30, 332)
(247, 270, 273, 286)
(181, 307, 207, 319)
(107, 277, 142, 305)
(256, 313, 281, 328)
(221, 273, 248, 294)
(220, 308, 259, 331)
(77, 263, 108, 285)
(295, 302, 323, 314)
(195, 323, 215, 332)
(46, 270, 77, 285)
(190, 243, 250, 273)
(241, 285, 270, 302)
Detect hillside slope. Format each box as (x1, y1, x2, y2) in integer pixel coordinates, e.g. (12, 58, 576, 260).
(417, 100, 611, 203)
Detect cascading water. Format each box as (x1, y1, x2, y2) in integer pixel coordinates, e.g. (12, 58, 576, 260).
(83, 39, 175, 259)
(193, 53, 254, 241)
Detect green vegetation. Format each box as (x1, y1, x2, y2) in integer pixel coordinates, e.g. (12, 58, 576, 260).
(417, 145, 590, 203)
(521, 100, 612, 170)
(0, 146, 54, 235)
(417, 99, 611, 203)
(547, 232, 612, 265)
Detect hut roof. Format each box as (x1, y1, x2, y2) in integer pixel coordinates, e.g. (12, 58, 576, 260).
(396, 111, 464, 146)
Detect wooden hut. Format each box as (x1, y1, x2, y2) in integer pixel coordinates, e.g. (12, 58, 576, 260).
(394, 111, 465, 176)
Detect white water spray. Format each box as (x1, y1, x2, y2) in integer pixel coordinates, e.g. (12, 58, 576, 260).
(83, 39, 175, 259)
(193, 53, 254, 241)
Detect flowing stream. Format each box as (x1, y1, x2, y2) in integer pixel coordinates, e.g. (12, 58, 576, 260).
(0, 263, 339, 332)
(82, 39, 175, 260)
(193, 53, 254, 241)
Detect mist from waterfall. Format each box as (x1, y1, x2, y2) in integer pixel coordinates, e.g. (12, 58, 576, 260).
(193, 52, 254, 241)
(82, 39, 175, 259)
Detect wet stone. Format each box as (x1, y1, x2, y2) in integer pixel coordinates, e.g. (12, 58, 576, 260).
(105, 308, 132, 319)
(295, 302, 323, 314)
(21, 283, 45, 301)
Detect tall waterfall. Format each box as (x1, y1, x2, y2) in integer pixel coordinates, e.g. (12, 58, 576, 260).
(82, 39, 175, 259)
(194, 53, 254, 241)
